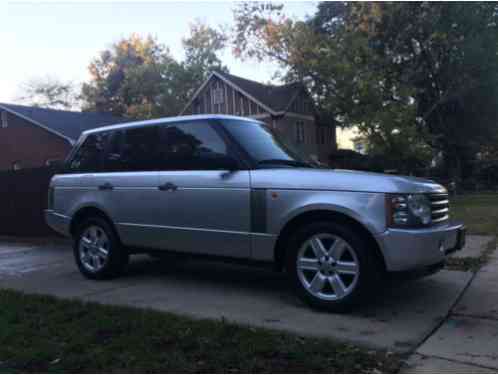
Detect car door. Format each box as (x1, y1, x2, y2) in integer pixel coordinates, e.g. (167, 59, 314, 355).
(97, 126, 161, 249)
(154, 120, 251, 258)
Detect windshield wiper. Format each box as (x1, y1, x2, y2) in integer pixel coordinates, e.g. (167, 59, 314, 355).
(257, 159, 313, 168)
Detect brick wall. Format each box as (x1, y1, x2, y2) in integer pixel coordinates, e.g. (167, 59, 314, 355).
(0, 110, 72, 171)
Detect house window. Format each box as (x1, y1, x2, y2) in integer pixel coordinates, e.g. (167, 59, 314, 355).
(12, 161, 21, 171)
(212, 87, 224, 105)
(296, 121, 305, 143)
(1, 111, 8, 128)
(240, 97, 244, 115)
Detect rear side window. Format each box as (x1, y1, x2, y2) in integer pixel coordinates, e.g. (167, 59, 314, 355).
(103, 126, 161, 172)
(70, 123, 233, 173)
(69, 133, 109, 172)
(158, 122, 230, 170)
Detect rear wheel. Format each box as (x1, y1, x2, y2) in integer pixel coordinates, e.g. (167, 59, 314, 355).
(286, 221, 380, 312)
(73, 217, 128, 280)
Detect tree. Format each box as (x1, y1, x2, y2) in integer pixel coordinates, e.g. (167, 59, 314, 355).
(81, 34, 181, 118)
(18, 77, 79, 110)
(81, 24, 228, 119)
(232, 2, 416, 160)
(183, 21, 228, 82)
(350, 2, 498, 181)
(233, 2, 498, 179)
(169, 21, 229, 111)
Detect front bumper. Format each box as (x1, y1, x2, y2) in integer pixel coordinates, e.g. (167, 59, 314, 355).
(44, 210, 71, 237)
(375, 221, 466, 272)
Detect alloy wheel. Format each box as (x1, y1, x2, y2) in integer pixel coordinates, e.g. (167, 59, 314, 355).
(296, 233, 360, 301)
(79, 225, 110, 273)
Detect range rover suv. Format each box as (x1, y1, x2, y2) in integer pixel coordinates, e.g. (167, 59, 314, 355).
(45, 115, 466, 311)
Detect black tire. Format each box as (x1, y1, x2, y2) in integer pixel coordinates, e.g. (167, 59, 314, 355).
(286, 221, 381, 313)
(73, 217, 129, 280)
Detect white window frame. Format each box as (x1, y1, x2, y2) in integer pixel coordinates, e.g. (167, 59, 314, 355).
(1, 111, 8, 128)
(240, 97, 244, 115)
(212, 87, 224, 106)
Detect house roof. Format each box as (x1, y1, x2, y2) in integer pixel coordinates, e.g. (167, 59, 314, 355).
(181, 71, 307, 116)
(216, 71, 304, 113)
(0, 103, 128, 144)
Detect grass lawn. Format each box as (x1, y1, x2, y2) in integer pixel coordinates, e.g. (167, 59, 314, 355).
(446, 194, 498, 271)
(1, 194, 493, 373)
(0, 289, 401, 373)
(451, 193, 498, 235)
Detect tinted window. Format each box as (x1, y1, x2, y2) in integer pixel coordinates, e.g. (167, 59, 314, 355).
(103, 126, 161, 172)
(69, 133, 109, 172)
(159, 122, 230, 170)
(222, 120, 313, 167)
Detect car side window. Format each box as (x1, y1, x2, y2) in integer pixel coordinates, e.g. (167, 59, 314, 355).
(103, 126, 161, 172)
(69, 133, 109, 173)
(159, 122, 231, 171)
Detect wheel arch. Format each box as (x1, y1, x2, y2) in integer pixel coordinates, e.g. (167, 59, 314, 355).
(273, 209, 386, 272)
(69, 205, 117, 238)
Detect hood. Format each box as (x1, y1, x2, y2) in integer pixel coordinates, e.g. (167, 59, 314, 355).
(250, 168, 446, 194)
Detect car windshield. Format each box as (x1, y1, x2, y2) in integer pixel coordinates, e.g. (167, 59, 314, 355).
(220, 119, 316, 168)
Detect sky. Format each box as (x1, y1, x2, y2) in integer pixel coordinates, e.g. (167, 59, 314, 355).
(1, 1, 317, 103)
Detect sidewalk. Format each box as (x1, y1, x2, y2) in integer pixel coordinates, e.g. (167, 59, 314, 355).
(403, 239, 498, 373)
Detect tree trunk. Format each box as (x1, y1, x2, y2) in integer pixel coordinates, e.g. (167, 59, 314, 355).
(444, 148, 463, 185)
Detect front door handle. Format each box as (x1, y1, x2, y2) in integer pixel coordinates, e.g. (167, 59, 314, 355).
(98, 182, 114, 191)
(158, 182, 178, 192)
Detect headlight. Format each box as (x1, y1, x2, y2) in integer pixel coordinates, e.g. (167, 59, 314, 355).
(387, 194, 432, 227)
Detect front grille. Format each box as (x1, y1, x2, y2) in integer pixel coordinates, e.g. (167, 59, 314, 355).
(429, 193, 450, 224)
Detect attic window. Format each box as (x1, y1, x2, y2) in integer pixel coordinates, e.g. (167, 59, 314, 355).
(1, 111, 8, 128)
(212, 87, 224, 105)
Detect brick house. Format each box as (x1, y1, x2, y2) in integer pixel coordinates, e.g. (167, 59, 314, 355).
(180, 71, 336, 162)
(0, 103, 127, 171)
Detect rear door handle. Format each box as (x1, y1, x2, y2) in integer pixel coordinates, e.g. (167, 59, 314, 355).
(98, 182, 114, 191)
(158, 182, 178, 192)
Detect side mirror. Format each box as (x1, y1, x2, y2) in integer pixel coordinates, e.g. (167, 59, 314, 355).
(219, 156, 240, 171)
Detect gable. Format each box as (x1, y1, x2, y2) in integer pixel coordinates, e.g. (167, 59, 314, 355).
(182, 73, 271, 116)
(217, 72, 301, 113)
(286, 88, 315, 116)
(181, 71, 314, 118)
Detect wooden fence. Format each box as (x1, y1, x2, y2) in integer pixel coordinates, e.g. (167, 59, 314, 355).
(0, 167, 59, 236)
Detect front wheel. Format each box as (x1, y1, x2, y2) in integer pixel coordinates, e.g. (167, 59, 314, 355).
(73, 217, 129, 280)
(286, 221, 380, 312)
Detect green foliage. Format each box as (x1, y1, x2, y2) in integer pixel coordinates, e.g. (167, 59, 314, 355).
(356, 2, 498, 179)
(81, 23, 227, 119)
(183, 21, 228, 80)
(18, 77, 79, 110)
(0, 289, 400, 373)
(233, 2, 498, 176)
(81, 34, 179, 117)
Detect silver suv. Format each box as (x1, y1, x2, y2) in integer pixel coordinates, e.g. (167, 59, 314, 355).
(45, 115, 465, 312)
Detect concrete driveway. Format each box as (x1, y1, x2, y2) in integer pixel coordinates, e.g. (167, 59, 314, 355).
(0, 236, 475, 353)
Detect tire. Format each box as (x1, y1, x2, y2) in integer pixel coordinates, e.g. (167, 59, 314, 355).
(73, 217, 129, 280)
(286, 221, 381, 313)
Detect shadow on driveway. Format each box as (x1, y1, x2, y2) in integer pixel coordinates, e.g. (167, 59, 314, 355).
(0, 239, 472, 353)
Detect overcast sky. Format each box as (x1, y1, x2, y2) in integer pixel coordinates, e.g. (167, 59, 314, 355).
(0, 1, 316, 103)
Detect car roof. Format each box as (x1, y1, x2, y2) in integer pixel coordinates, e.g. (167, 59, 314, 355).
(82, 114, 264, 137)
